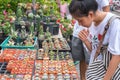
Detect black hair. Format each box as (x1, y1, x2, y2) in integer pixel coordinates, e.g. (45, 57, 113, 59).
(69, 0, 98, 17)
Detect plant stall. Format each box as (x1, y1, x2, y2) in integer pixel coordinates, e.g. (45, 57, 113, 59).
(0, 0, 79, 80)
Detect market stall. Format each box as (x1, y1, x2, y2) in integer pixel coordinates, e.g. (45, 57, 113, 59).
(0, 0, 79, 80)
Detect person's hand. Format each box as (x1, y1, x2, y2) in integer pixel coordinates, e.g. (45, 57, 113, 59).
(78, 29, 92, 51)
(78, 29, 89, 42)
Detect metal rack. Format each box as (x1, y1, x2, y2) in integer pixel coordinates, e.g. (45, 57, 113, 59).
(0, 62, 10, 74)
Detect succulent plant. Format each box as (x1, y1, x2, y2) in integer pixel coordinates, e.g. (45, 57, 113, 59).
(20, 20, 25, 26)
(45, 27, 51, 39)
(7, 39, 15, 46)
(49, 51, 54, 60)
(10, 30, 18, 39)
(35, 14, 40, 19)
(61, 52, 64, 59)
(16, 6, 23, 18)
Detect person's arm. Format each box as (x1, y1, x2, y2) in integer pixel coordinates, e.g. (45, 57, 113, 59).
(78, 29, 92, 52)
(102, 5, 110, 12)
(83, 39, 92, 52)
(103, 55, 120, 80)
(103, 19, 120, 79)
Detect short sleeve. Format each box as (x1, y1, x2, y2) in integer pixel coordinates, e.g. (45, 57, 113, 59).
(73, 21, 86, 37)
(108, 19, 120, 55)
(72, 21, 79, 37)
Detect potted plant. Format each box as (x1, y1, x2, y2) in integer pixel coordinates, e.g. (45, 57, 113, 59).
(38, 0, 60, 35)
(60, 19, 73, 40)
(60, 19, 73, 47)
(38, 25, 45, 48)
(49, 50, 55, 60)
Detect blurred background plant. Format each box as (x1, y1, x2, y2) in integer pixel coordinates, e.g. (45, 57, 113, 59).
(0, 21, 11, 35)
(59, 19, 73, 40)
(0, 11, 15, 36)
(0, 0, 73, 38)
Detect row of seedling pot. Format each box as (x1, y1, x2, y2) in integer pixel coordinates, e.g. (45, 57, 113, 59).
(33, 60, 79, 80)
(0, 60, 35, 80)
(42, 38, 71, 52)
(0, 49, 36, 79)
(37, 49, 71, 60)
(33, 52, 79, 80)
(0, 49, 36, 62)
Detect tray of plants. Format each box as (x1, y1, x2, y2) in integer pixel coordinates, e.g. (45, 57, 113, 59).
(34, 53, 79, 80)
(42, 38, 71, 52)
(37, 49, 72, 60)
(48, 51, 72, 60)
(0, 36, 37, 49)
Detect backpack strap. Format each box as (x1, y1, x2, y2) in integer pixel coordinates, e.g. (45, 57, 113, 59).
(106, 16, 120, 30)
(94, 15, 120, 60)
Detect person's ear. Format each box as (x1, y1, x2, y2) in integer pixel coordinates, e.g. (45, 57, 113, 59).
(88, 11, 94, 20)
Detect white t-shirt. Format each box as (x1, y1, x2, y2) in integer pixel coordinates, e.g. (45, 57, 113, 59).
(89, 13, 120, 63)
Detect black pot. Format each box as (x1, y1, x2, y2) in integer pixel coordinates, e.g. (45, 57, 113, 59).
(0, 33, 8, 45)
(14, 22, 21, 31)
(42, 22, 53, 32)
(38, 39, 44, 48)
(42, 22, 59, 35)
(52, 24, 59, 35)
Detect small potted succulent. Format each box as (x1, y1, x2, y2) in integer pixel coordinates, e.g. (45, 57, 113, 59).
(38, 25, 45, 48)
(39, 1, 60, 35)
(49, 50, 55, 60)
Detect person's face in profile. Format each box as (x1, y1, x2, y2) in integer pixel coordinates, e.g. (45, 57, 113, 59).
(72, 11, 94, 28)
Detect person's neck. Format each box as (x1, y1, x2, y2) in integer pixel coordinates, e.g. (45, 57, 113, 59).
(94, 11, 107, 26)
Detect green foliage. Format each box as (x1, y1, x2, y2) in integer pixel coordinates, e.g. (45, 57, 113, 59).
(0, 14, 5, 20)
(0, 0, 71, 13)
(0, 0, 18, 13)
(16, 6, 23, 18)
(8, 0, 19, 13)
(39, 0, 60, 17)
(0, 21, 11, 35)
(0, 0, 32, 13)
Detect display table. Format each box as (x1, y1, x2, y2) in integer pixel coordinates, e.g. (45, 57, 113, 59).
(0, 48, 79, 80)
(0, 28, 79, 80)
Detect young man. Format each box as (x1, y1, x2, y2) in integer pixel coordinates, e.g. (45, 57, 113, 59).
(69, 0, 120, 80)
(71, 0, 109, 80)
